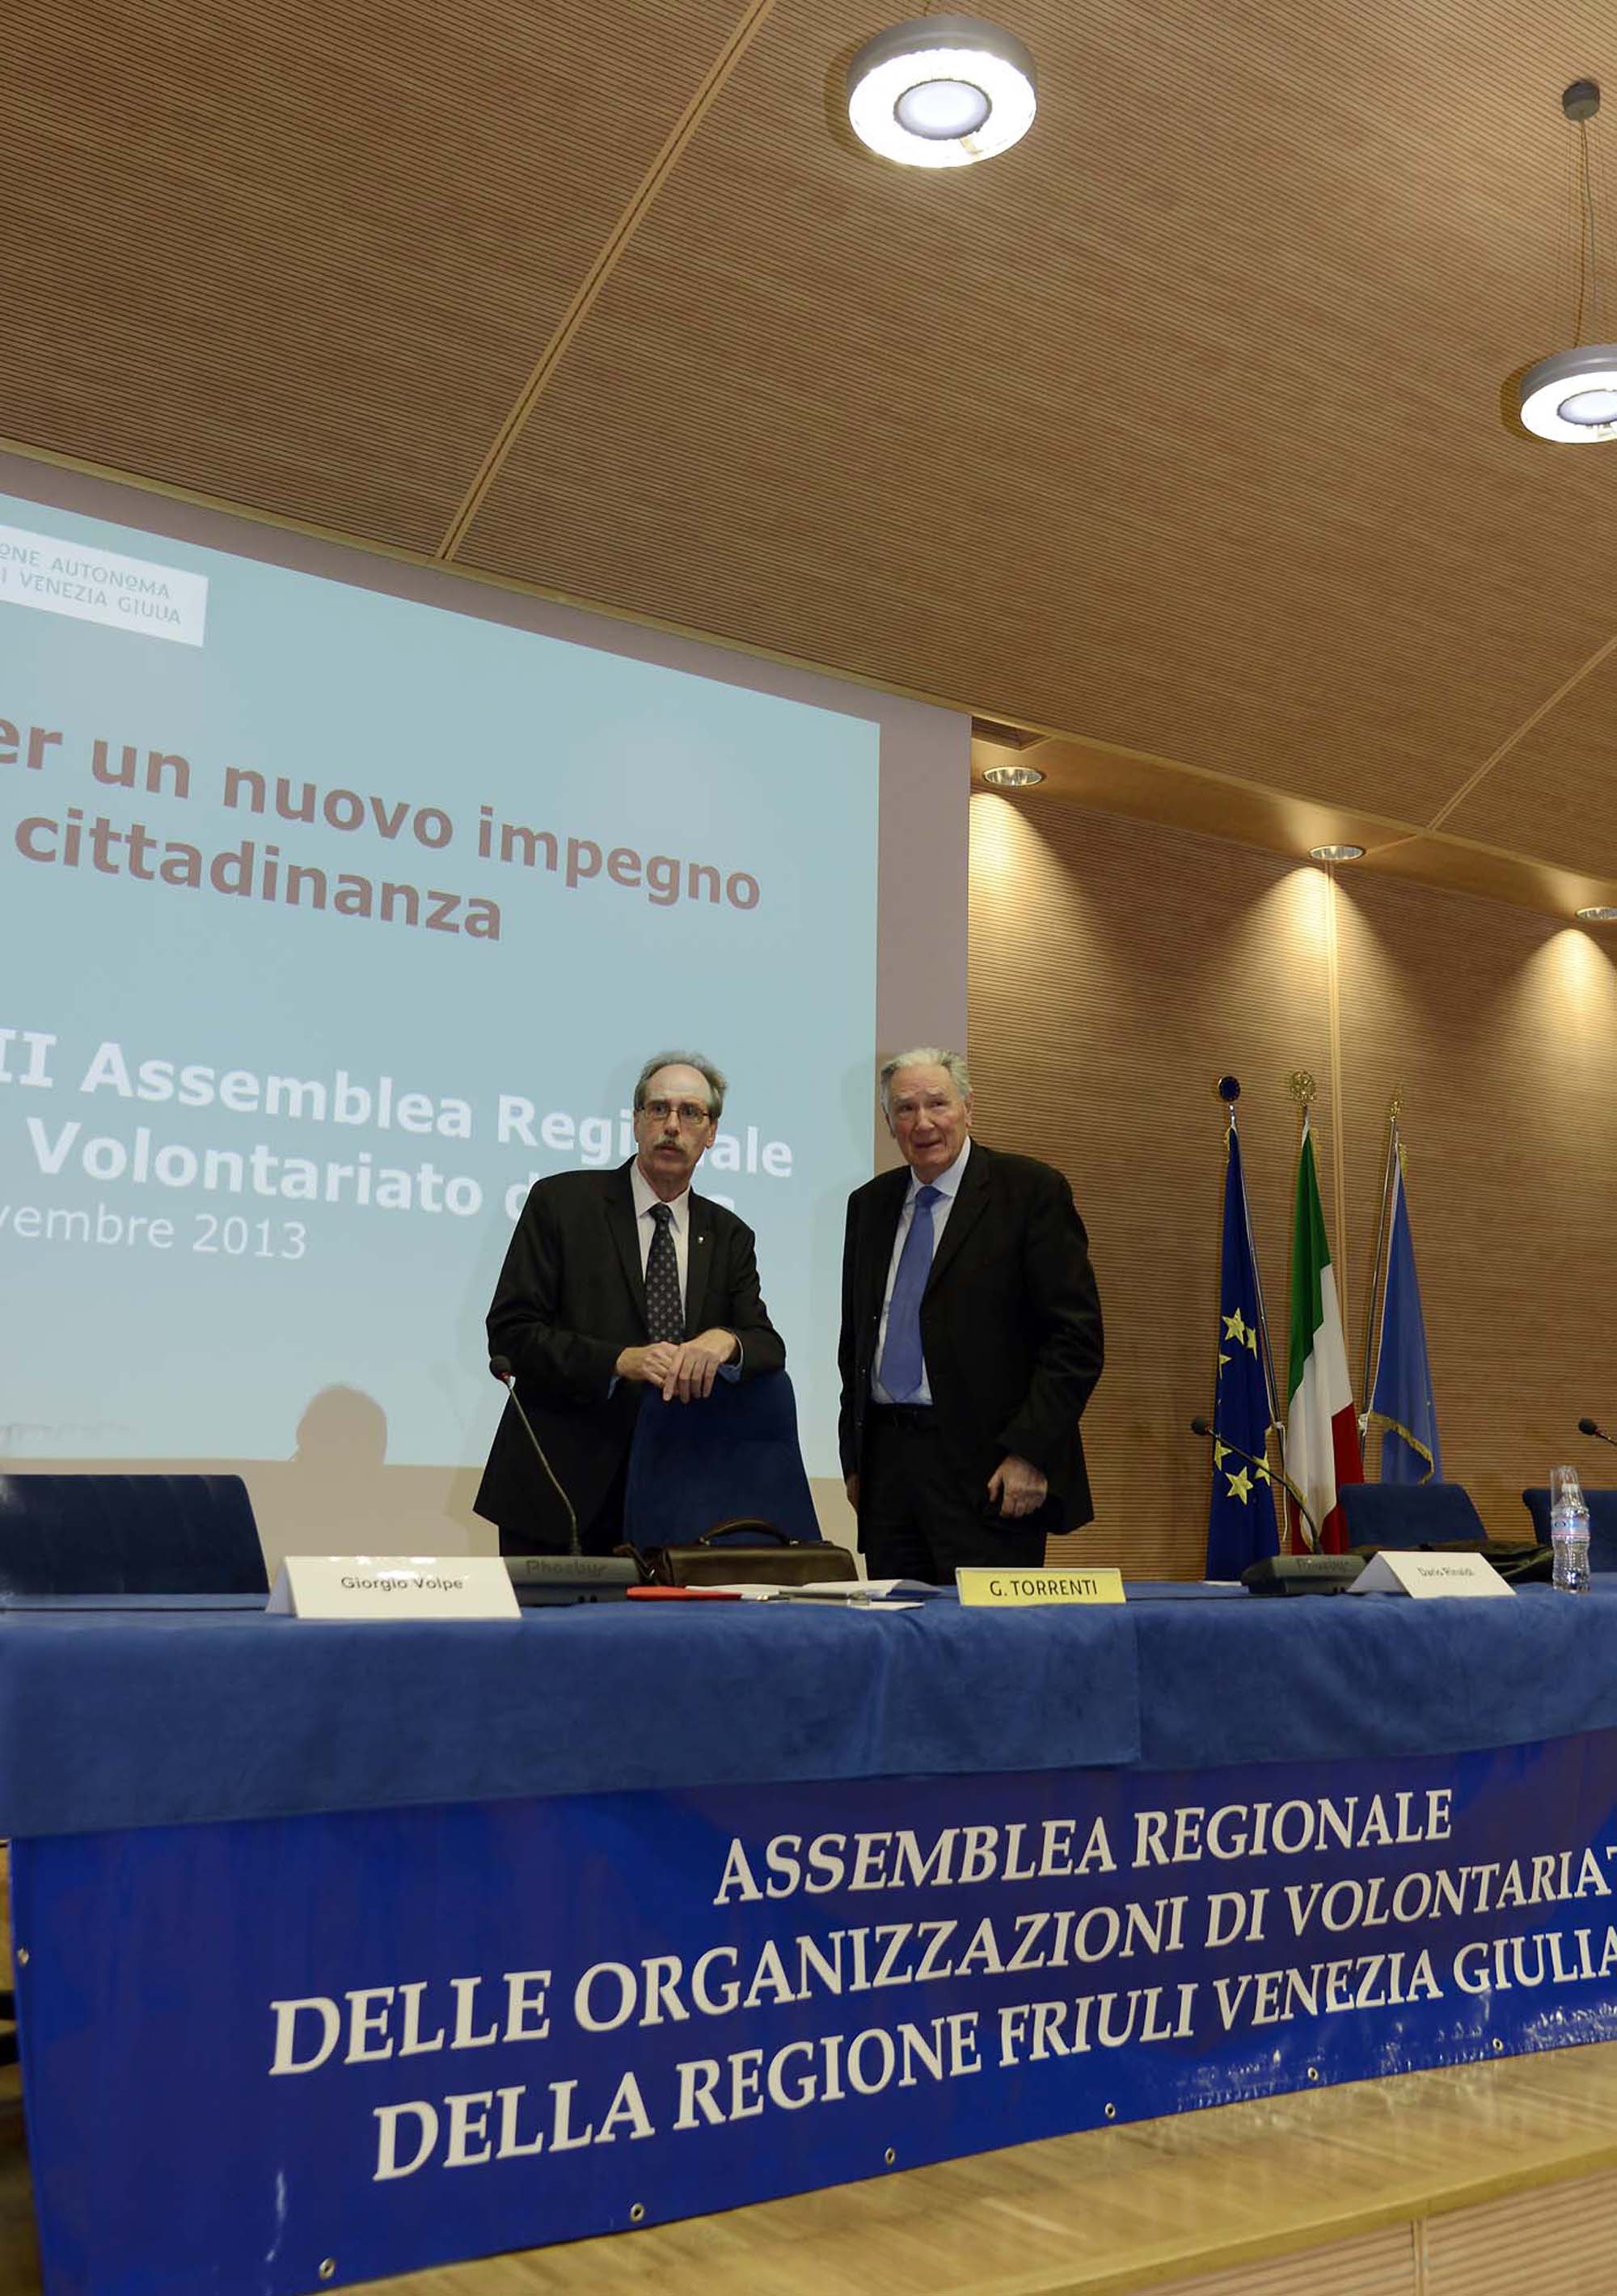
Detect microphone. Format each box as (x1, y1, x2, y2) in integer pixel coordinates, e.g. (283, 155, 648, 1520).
(491, 1353, 581, 1558)
(1189, 1417, 1322, 1552)
(1579, 1417, 1617, 1448)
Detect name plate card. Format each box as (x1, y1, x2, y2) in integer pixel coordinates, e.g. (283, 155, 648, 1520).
(1348, 1550, 1514, 1600)
(267, 1556, 520, 1622)
(956, 1565, 1125, 1607)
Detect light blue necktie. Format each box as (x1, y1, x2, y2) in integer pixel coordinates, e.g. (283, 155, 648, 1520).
(877, 1184, 941, 1403)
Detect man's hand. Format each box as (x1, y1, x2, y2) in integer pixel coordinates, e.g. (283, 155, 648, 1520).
(615, 1342, 682, 1389)
(987, 1453, 1048, 1520)
(845, 1474, 860, 1513)
(661, 1328, 740, 1401)
(615, 1330, 738, 1400)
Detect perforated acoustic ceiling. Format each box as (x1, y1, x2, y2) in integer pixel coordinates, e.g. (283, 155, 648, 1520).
(7, 0, 1617, 910)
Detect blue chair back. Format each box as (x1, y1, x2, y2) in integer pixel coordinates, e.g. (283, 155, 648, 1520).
(623, 1372, 821, 1549)
(0, 1474, 268, 1596)
(1338, 1480, 1488, 1550)
(1522, 1488, 1617, 1573)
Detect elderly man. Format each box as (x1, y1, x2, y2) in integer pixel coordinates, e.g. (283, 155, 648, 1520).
(838, 1047, 1103, 1583)
(476, 1051, 784, 1554)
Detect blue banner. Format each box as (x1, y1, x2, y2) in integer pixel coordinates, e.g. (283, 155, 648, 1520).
(19, 1734, 1617, 2294)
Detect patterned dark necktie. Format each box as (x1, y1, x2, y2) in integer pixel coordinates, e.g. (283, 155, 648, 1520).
(644, 1202, 686, 1343)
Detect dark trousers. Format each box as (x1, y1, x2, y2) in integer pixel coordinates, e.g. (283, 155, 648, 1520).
(859, 1406, 1050, 1586)
(500, 1449, 630, 1558)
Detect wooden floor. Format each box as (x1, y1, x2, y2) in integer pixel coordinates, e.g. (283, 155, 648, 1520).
(8, 2040, 1617, 2295)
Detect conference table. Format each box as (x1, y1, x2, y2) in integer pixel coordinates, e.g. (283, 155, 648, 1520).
(8, 1581, 1617, 2296)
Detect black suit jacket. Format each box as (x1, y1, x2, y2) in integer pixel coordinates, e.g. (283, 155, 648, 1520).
(475, 1161, 785, 1548)
(838, 1141, 1104, 1532)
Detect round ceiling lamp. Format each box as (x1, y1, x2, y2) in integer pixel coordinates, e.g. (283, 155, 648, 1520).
(1516, 81, 1617, 442)
(1519, 345, 1617, 442)
(847, 15, 1036, 169)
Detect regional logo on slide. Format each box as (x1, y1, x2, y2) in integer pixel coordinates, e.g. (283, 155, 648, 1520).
(0, 521, 208, 647)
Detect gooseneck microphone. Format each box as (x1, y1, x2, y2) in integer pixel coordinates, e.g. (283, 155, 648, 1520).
(491, 1353, 581, 1558)
(1189, 1417, 1323, 1552)
(1578, 1416, 1617, 1448)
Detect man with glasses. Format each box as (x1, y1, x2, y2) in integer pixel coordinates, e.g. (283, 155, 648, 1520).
(839, 1047, 1103, 1584)
(476, 1052, 784, 1554)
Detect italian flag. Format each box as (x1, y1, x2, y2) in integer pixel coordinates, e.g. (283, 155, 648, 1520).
(1286, 1118, 1362, 1552)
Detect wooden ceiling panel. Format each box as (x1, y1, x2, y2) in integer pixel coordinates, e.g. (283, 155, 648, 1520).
(463, 0, 1617, 840)
(1437, 650, 1617, 879)
(11, 0, 1617, 894)
(2, 0, 741, 550)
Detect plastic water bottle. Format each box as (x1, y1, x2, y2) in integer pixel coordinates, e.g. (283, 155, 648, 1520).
(1551, 1464, 1591, 1595)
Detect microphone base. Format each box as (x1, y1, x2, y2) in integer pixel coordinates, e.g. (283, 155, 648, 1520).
(504, 1554, 638, 1605)
(1241, 1554, 1365, 1596)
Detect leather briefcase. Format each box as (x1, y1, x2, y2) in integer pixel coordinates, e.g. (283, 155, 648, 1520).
(619, 1521, 859, 1588)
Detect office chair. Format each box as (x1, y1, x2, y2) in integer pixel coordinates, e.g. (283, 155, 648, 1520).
(1338, 1480, 1489, 1551)
(622, 1372, 822, 1549)
(0, 1473, 268, 1597)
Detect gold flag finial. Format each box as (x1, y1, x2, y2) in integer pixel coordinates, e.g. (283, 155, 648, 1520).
(1387, 1090, 1403, 1122)
(1287, 1068, 1317, 1106)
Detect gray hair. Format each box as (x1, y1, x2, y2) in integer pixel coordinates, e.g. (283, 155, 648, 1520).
(634, 1050, 728, 1119)
(879, 1046, 973, 1118)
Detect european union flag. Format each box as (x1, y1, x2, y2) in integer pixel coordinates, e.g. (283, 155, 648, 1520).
(1369, 1146, 1442, 1482)
(1205, 1121, 1281, 1577)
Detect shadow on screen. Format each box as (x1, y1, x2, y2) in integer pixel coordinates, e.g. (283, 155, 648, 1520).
(2, 1386, 491, 1577)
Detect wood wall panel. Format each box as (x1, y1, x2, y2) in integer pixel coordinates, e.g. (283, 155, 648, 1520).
(1159, 2228, 1416, 2296)
(968, 789, 1617, 1571)
(966, 791, 1332, 1579)
(1334, 873, 1617, 1538)
(1425, 2166, 1617, 2293)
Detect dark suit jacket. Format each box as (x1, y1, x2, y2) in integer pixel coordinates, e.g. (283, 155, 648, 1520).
(838, 1141, 1104, 1533)
(475, 1160, 785, 1549)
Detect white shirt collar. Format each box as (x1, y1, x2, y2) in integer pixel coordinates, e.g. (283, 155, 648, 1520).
(906, 1135, 971, 1203)
(631, 1160, 691, 1232)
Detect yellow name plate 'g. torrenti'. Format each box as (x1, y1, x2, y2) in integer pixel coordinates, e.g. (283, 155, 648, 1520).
(956, 1566, 1125, 1607)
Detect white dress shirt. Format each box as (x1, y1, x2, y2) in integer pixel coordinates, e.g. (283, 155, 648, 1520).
(871, 1136, 971, 1406)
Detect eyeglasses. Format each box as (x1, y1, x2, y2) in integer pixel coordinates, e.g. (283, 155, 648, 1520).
(640, 1098, 712, 1128)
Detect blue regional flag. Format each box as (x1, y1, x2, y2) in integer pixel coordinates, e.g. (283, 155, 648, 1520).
(1369, 1146, 1442, 1482)
(1205, 1121, 1281, 1577)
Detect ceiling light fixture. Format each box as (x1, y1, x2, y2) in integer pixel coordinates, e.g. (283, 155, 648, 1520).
(847, 15, 1036, 169)
(1518, 82, 1617, 442)
(982, 762, 1045, 788)
(1577, 904, 1617, 920)
(1309, 844, 1366, 862)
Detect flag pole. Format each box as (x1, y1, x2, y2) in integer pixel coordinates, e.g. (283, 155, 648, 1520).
(1282, 1069, 1317, 1553)
(1359, 1094, 1401, 1436)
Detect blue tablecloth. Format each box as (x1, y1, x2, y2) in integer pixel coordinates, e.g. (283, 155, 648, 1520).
(3, 1584, 1615, 1838)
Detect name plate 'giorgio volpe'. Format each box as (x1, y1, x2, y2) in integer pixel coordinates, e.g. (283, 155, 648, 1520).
(267, 1555, 519, 1621)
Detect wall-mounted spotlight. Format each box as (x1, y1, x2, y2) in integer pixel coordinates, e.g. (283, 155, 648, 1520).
(848, 15, 1036, 168)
